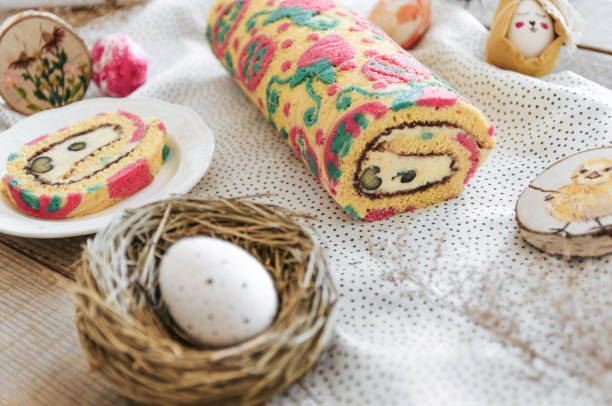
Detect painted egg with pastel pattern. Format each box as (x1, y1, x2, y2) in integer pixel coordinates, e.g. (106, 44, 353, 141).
(369, 0, 431, 49)
(91, 33, 148, 97)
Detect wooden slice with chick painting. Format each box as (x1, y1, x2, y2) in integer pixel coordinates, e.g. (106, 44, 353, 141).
(516, 147, 612, 257)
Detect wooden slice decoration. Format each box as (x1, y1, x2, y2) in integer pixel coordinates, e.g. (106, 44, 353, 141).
(0, 11, 92, 115)
(516, 147, 612, 257)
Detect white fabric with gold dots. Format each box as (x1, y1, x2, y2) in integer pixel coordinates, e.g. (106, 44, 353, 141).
(0, 1, 610, 405)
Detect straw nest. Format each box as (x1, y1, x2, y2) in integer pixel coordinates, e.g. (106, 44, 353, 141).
(72, 196, 338, 405)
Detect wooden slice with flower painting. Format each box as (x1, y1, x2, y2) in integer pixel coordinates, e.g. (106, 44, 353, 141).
(516, 147, 612, 257)
(0, 11, 92, 115)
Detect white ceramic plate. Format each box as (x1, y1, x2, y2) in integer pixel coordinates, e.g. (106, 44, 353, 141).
(0, 97, 214, 238)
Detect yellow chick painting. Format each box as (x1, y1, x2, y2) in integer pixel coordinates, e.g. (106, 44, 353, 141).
(517, 148, 612, 257)
(545, 158, 612, 233)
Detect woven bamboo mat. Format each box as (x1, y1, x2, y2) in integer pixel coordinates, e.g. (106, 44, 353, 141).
(0, 244, 126, 406)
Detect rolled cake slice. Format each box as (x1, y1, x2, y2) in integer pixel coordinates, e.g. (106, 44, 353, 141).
(206, 0, 495, 221)
(2, 110, 169, 219)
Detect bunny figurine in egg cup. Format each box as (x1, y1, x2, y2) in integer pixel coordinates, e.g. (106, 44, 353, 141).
(486, 0, 582, 77)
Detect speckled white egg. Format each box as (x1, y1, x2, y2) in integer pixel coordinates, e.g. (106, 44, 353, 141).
(159, 236, 278, 347)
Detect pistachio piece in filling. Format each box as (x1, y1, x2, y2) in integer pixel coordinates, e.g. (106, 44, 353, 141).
(68, 141, 86, 151)
(358, 152, 455, 195)
(398, 170, 416, 183)
(360, 166, 383, 190)
(30, 156, 53, 174)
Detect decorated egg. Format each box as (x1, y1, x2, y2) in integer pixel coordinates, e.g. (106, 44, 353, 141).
(506, 0, 554, 59)
(158, 236, 278, 347)
(369, 0, 431, 49)
(91, 33, 147, 97)
(486, 0, 582, 77)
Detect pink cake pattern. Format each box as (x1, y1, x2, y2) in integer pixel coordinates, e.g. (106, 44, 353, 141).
(206, 0, 494, 220)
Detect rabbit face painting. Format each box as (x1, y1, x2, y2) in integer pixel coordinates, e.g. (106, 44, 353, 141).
(507, 0, 555, 58)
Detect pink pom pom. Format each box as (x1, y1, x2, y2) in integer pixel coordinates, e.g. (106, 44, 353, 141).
(91, 33, 148, 97)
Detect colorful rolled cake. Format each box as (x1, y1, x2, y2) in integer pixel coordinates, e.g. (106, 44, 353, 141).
(2, 111, 169, 219)
(206, 0, 495, 221)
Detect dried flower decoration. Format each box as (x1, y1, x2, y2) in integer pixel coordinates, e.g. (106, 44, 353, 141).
(371, 232, 612, 402)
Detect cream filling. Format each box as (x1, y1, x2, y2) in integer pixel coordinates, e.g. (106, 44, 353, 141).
(378, 125, 463, 146)
(67, 148, 135, 181)
(359, 152, 455, 194)
(357, 125, 463, 195)
(30, 125, 123, 184)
